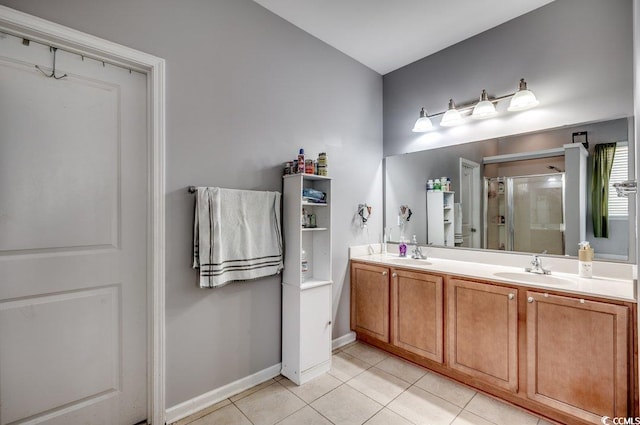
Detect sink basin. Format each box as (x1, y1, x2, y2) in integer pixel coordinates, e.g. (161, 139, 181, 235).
(493, 271, 574, 286)
(385, 257, 432, 267)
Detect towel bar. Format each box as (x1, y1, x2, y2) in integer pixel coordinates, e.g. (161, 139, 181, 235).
(188, 186, 197, 193)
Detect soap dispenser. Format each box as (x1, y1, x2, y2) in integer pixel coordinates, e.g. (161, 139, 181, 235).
(578, 241, 594, 278)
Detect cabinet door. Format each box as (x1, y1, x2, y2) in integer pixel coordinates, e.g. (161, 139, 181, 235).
(300, 284, 332, 373)
(526, 291, 628, 422)
(391, 269, 443, 363)
(351, 262, 390, 342)
(447, 278, 518, 391)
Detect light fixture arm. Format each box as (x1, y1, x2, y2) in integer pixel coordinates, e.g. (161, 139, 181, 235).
(423, 91, 517, 119)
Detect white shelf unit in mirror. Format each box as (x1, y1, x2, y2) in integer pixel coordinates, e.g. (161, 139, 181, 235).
(281, 174, 332, 385)
(427, 191, 455, 247)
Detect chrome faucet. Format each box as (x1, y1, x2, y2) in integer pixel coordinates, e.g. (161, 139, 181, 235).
(411, 245, 427, 259)
(525, 254, 551, 275)
(409, 235, 427, 259)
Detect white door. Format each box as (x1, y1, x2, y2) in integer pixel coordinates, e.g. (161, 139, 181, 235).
(0, 34, 148, 425)
(459, 159, 481, 248)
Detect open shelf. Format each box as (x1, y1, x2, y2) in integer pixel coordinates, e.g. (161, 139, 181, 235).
(302, 227, 328, 232)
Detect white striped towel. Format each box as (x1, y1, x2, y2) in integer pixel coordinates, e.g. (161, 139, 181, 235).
(193, 187, 283, 288)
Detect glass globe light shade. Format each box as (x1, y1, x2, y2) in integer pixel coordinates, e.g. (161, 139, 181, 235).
(440, 99, 465, 127)
(412, 107, 433, 132)
(508, 79, 539, 111)
(471, 90, 497, 120)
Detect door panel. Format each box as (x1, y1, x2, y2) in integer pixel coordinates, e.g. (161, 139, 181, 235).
(447, 278, 518, 391)
(300, 284, 332, 372)
(0, 35, 147, 424)
(459, 159, 480, 248)
(391, 269, 443, 362)
(351, 263, 390, 342)
(527, 291, 628, 422)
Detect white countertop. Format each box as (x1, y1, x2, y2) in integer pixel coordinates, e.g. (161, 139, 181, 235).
(351, 250, 637, 303)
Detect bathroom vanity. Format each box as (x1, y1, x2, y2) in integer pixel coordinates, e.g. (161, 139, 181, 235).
(349, 248, 637, 425)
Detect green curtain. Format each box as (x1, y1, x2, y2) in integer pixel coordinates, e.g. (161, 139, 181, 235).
(591, 143, 616, 238)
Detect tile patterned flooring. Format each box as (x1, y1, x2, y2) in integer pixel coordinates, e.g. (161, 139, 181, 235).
(172, 342, 556, 425)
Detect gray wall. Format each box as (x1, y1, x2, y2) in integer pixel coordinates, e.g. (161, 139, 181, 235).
(383, 0, 634, 157)
(0, 0, 383, 407)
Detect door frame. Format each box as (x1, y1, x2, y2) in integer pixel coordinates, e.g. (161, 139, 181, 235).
(459, 158, 481, 248)
(0, 6, 166, 425)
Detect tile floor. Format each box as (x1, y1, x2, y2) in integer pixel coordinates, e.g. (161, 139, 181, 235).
(172, 342, 555, 425)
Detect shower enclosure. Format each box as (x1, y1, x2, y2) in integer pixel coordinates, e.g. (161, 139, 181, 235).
(484, 174, 565, 255)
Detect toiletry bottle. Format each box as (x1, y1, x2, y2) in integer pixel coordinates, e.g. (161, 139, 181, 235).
(434, 178, 441, 191)
(297, 149, 305, 173)
(426, 179, 434, 191)
(578, 241, 594, 278)
(301, 248, 309, 281)
(399, 238, 407, 257)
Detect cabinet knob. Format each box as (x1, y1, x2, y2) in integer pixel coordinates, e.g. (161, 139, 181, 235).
(327, 321, 332, 326)
(527, 297, 534, 303)
(392, 272, 397, 278)
(382, 271, 387, 276)
(508, 293, 515, 300)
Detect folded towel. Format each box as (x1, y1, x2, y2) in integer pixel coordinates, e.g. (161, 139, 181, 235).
(302, 188, 326, 201)
(193, 187, 283, 288)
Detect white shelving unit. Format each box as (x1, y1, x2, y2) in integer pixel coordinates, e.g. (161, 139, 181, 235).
(427, 191, 455, 247)
(281, 174, 332, 385)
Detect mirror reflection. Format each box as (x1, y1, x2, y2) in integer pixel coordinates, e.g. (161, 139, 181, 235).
(384, 118, 635, 262)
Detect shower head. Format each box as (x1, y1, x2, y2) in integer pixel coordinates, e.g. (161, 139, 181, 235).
(547, 165, 564, 173)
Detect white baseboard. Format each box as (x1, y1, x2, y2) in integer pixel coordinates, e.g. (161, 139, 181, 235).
(165, 363, 281, 424)
(166, 334, 355, 424)
(332, 331, 356, 350)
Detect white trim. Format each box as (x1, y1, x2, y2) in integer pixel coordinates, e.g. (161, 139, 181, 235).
(165, 364, 282, 424)
(332, 331, 356, 350)
(483, 147, 564, 164)
(0, 6, 166, 425)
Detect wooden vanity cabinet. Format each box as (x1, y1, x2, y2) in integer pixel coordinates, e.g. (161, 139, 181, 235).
(350, 262, 390, 342)
(349, 260, 636, 425)
(391, 269, 443, 363)
(447, 278, 519, 392)
(526, 291, 629, 423)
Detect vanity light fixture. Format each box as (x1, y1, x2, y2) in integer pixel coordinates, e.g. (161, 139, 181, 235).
(440, 99, 465, 127)
(412, 107, 433, 132)
(471, 89, 498, 120)
(411, 78, 539, 131)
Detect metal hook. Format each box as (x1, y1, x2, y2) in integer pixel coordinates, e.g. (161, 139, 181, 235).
(35, 47, 67, 80)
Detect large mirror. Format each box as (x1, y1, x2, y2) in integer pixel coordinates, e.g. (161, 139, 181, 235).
(384, 118, 636, 262)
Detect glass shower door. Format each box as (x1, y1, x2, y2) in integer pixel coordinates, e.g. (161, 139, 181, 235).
(509, 174, 565, 255)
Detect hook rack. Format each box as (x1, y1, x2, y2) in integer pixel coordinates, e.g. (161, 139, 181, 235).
(35, 47, 67, 80)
